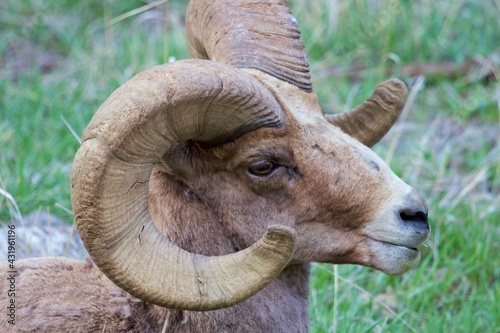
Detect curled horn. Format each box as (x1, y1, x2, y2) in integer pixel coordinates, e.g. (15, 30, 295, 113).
(71, 60, 296, 311)
(186, 0, 312, 92)
(186, 0, 407, 146)
(326, 79, 408, 147)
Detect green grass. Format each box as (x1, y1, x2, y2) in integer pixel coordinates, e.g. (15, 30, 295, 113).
(1, 0, 498, 332)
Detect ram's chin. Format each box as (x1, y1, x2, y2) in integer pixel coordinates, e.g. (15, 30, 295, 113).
(367, 239, 421, 275)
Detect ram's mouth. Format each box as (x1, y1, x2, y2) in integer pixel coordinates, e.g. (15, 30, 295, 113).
(365, 237, 424, 275)
(375, 240, 419, 252)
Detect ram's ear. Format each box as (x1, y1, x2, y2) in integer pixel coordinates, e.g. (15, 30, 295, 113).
(156, 142, 202, 180)
(325, 79, 408, 147)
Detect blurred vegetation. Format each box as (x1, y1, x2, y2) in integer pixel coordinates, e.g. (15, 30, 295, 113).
(1, 0, 498, 332)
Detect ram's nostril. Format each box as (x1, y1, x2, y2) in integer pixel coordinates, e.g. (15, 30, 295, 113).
(400, 210, 428, 225)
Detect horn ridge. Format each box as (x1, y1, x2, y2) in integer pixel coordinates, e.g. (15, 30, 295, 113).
(186, 0, 312, 92)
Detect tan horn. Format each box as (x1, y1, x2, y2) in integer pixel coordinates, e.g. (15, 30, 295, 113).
(71, 59, 296, 311)
(325, 79, 408, 147)
(186, 0, 312, 92)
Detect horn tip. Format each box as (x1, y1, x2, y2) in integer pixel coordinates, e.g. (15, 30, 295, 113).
(379, 78, 408, 100)
(263, 225, 297, 249)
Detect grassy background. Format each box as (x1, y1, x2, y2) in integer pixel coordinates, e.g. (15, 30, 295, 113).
(1, 0, 498, 332)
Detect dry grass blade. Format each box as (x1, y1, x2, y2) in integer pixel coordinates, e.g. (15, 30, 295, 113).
(61, 115, 81, 144)
(106, 0, 169, 27)
(331, 264, 339, 333)
(0, 188, 24, 224)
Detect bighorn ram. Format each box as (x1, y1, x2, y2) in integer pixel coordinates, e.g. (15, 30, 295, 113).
(1, 0, 429, 331)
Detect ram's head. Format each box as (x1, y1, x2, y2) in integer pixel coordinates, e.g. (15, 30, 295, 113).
(71, 0, 429, 311)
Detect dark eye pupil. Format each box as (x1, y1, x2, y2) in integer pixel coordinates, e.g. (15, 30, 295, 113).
(250, 161, 275, 176)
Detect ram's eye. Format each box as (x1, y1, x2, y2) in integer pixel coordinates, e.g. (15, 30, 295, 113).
(248, 161, 278, 176)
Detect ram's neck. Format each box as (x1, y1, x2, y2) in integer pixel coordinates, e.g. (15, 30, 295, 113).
(139, 264, 309, 332)
(143, 170, 310, 332)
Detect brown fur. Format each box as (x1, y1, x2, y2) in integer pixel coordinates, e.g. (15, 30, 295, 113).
(1, 258, 142, 332)
(0, 81, 426, 332)
(0, 2, 430, 330)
